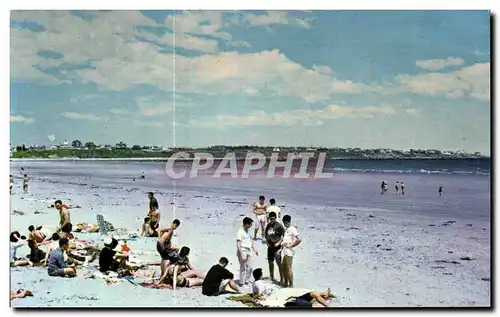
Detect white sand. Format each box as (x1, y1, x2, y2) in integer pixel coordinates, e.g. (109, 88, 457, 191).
(10, 161, 490, 307)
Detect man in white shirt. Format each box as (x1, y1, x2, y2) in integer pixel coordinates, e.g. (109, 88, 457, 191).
(237, 217, 259, 286)
(266, 198, 281, 222)
(281, 215, 301, 288)
(252, 268, 276, 299)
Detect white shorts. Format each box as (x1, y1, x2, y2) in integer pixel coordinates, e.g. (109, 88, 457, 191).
(282, 247, 295, 258)
(256, 214, 267, 223)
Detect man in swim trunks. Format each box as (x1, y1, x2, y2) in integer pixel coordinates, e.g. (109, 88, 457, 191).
(54, 200, 71, 234)
(253, 195, 267, 240)
(156, 219, 181, 285)
(47, 238, 76, 278)
(148, 192, 161, 231)
(28, 240, 47, 266)
(265, 211, 285, 284)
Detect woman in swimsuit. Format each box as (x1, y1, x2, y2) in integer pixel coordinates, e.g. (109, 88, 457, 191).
(167, 247, 204, 289)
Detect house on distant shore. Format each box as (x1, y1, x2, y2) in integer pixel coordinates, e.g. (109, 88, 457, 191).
(59, 140, 73, 149)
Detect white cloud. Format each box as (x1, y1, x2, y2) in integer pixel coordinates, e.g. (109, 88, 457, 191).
(61, 112, 101, 121)
(395, 62, 490, 101)
(415, 57, 465, 71)
(10, 115, 35, 124)
(190, 104, 410, 128)
(134, 120, 165, 127)
(108, 108, 132, 115)
(242, 11, 312, 29)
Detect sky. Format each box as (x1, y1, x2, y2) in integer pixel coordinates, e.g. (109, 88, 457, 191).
(10, 10, 491, 154)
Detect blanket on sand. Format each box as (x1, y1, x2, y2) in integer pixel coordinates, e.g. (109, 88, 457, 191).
(228, 288, 331, 308)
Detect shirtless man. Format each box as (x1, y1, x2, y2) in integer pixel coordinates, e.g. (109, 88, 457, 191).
(54, 200, 71, 234)
(148, 192, 161, 232)
(28, 225, 51, 243)
(253, 195, 267, 240)
(156, 219, 181, 285)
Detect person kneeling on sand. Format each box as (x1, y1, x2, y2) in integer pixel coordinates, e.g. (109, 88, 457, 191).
(47, 238, 76, 278)
(202, 257, 240, 296)
(99, 237, 129, 273)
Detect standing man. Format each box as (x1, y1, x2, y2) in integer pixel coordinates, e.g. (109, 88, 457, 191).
(281, 215, 301, 288)
(156, 219, 181, 285)
(237, 217, 259, 286)
(400, 182, 405, 195)
(253, 195, 267, 240)
(54, 200, 71, 234)
(266, 198, 281, 222)
(148, 192, 161, 231)
(265, 211, 285, 285)
(395, 182, 400, 195)
(22, 174, 29, 193)
(438, 185, 443, 196)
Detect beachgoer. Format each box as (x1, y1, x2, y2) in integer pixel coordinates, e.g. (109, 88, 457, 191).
(284, 288, 333, 308)
(75, 223, 99, 233)
(22, 174, 29, 193)
(99, 237, 128, 273)
(47, 238, 76, 278)
(27, 240, 47, 266)
(202, 257, 240, 296)
(252, 268, 277, 299)
(141, 172, 146, 179)
(384, 182, 388, 195)
(395, 181, 400, 195)
(400, 182, 405, 195)
(140, 217, 155, 237)
(148, 192, 161, 230)
(265, 211, 285, 284)
(237, 217, 259, 286)
(380, 181, 385, 195)
(438, 186, 443, 196)
(156, 219, 181, 285)
(10, 174, 13, 195)
(170, 247, 204, 289)
(54, 200, 71, 234)
(281, 215, 301, 288)
(10, 231, 32, 267)
(11, 289, 33, 300)
(28, 225, 48, 243)
(253, 195, 267, 240)
(267, 198, 281, 222)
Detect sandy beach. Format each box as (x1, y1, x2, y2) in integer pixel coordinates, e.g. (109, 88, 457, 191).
(9, 160, 491, 307)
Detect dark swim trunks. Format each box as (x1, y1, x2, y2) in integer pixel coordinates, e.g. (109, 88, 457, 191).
(156, 241, 178, 261)
(267, 245, 282, 262)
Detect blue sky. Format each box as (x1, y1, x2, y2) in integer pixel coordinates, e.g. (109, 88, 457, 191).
(10, 10, 491, 154)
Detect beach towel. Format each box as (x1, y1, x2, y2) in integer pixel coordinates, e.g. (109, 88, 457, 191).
(227, 294, 263, 307)
(255, 288, 313, 307)
(139, 282, 173, 290)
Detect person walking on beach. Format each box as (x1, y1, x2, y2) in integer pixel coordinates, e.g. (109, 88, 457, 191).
(438, 186, 443, 196)
(267, 198, 281, 222)
(281, 215, 301, 288)
(395, 182, 400, 195)
(22, 174, 29, 193)
(253, 195, 268, 240)
(237, 217, 259, 286)
(156, 219, 181, 285)
(47, 238, 76, 278)
(380, 181, 385, 195)
(202, 257, 240, 296)
(54, 200, 71, 234)
(400, 182, 405, 195)
(265, 211, 285, 285)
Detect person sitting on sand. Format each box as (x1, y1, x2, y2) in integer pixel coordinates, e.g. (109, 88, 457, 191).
(140, 217, 156, 237)
(75, 223, 99, 233)
(252, 268, 277, 299)
(27, 239, 47, 266)
(99, 237, 128, 273)
(54, 200, 71, 234)
(156, 219, 181, 285)
(28, 225, 51, 243)
(169, 247, 204, 290)
(202, 257, 240, 296)
(283, 288, 333, 308)
(47, 238, 76, 278)
(10, 231, 32, 267)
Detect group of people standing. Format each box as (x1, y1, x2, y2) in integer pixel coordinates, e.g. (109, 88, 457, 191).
(380, 181, 405, 195)
(237, 195, 302, 288)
